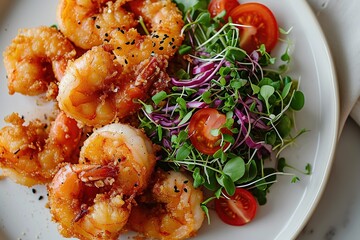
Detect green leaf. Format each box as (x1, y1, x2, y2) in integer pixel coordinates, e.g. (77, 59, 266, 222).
(259, 77, 273, 87)
(277, 157, 286, 172)
(178, 44, 192, 55)
(265, 131, 276, 145)
(177, 130, 188, 143)
(176, 97, 187, 110)
(219, 67, 231, 76)
(176, 144, 191, 161)
(142, 103, 153, 114)
(196, 12, 211, 25)
(152, 91, 168, 105)
(223, 156, 245, 182)
(260, 85, 275, 113)
(215, 187, 223, 198)
(290, 91, 305, 111)
(277, 114, 292, 138)
(178, 111, 193, 126)
(225, 48, 245, 62)
(230, 79, 244, 90)
(157, 125, 163, 141)
(201, 204, 211, 224)
(281, 49, 291, 62)
(305, 163, 312, 175)
(281, 82, 292, 99)
(291, 176, 300, 183)
(203, 168, 218, 191)
(193, 167, 205, 188)
(216, 173, 235, 196)
(283, 76, 292, 85)
(223, 133, 235, 144)
(251, 83, 260, 94)
(176, 69, 190, 79)
(202, 91, 212, 104)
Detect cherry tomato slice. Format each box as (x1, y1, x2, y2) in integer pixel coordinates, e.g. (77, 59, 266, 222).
(229, 3, 279, 53)
(188, 108, 230, 155)
(208, 0, 240, 19)
(215, 188, 257, 226)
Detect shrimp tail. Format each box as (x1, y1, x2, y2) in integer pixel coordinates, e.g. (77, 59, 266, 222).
(135, 55, 171, 96)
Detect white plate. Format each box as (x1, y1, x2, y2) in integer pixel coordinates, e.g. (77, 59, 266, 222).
(0, 0, 339, 239)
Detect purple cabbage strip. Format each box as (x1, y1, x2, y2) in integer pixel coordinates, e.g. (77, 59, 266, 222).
(171, 59, 225, 88)
(232, 107, 271, 155)
(193, 61, 216, 74)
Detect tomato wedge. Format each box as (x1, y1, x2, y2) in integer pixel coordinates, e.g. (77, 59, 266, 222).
(229, 3, 279, 53)
(188, 108, 230, 155)
(208, 0, 240, 19)
(215, 188, 257, 226)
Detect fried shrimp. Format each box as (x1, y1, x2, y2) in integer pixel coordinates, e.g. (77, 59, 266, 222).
(57, 46, 170, 126)
(0, 111, 82, 186)
(3, 26, 76, 96)
(57, 0, 137, 49)
(48, 163, 132, 240)
(127, 169, 205, 240)
(110, 0, 184, 72)
(48, 123, 157, 240)
(79, 123, 157, 195)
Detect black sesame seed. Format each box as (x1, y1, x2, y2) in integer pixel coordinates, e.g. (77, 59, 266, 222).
(92, 16, 96, 20)
(125, 59, 128, 64)
(96, 25, 100, 29)
(105, 33, 109, 37)
(32, 189, 36, 194)
(184, 188, 188, 193)
(159, 46, 164, 50)
(38, 196, 44, 200)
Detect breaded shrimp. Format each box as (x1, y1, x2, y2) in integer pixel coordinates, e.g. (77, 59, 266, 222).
(57, 46, 170, 127)
(79, 123, 157, 195)
(127, 169, 205, 240)
(48, 163, 132, 240)
(48, 123, 157, 239)
(57, 0, 137, 49)
(110, 0, 184, 72)
(0, 111, 82, 186)
(3, 26, 76, 96)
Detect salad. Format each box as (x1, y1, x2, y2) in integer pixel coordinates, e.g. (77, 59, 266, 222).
(138, 0, 309, 226)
